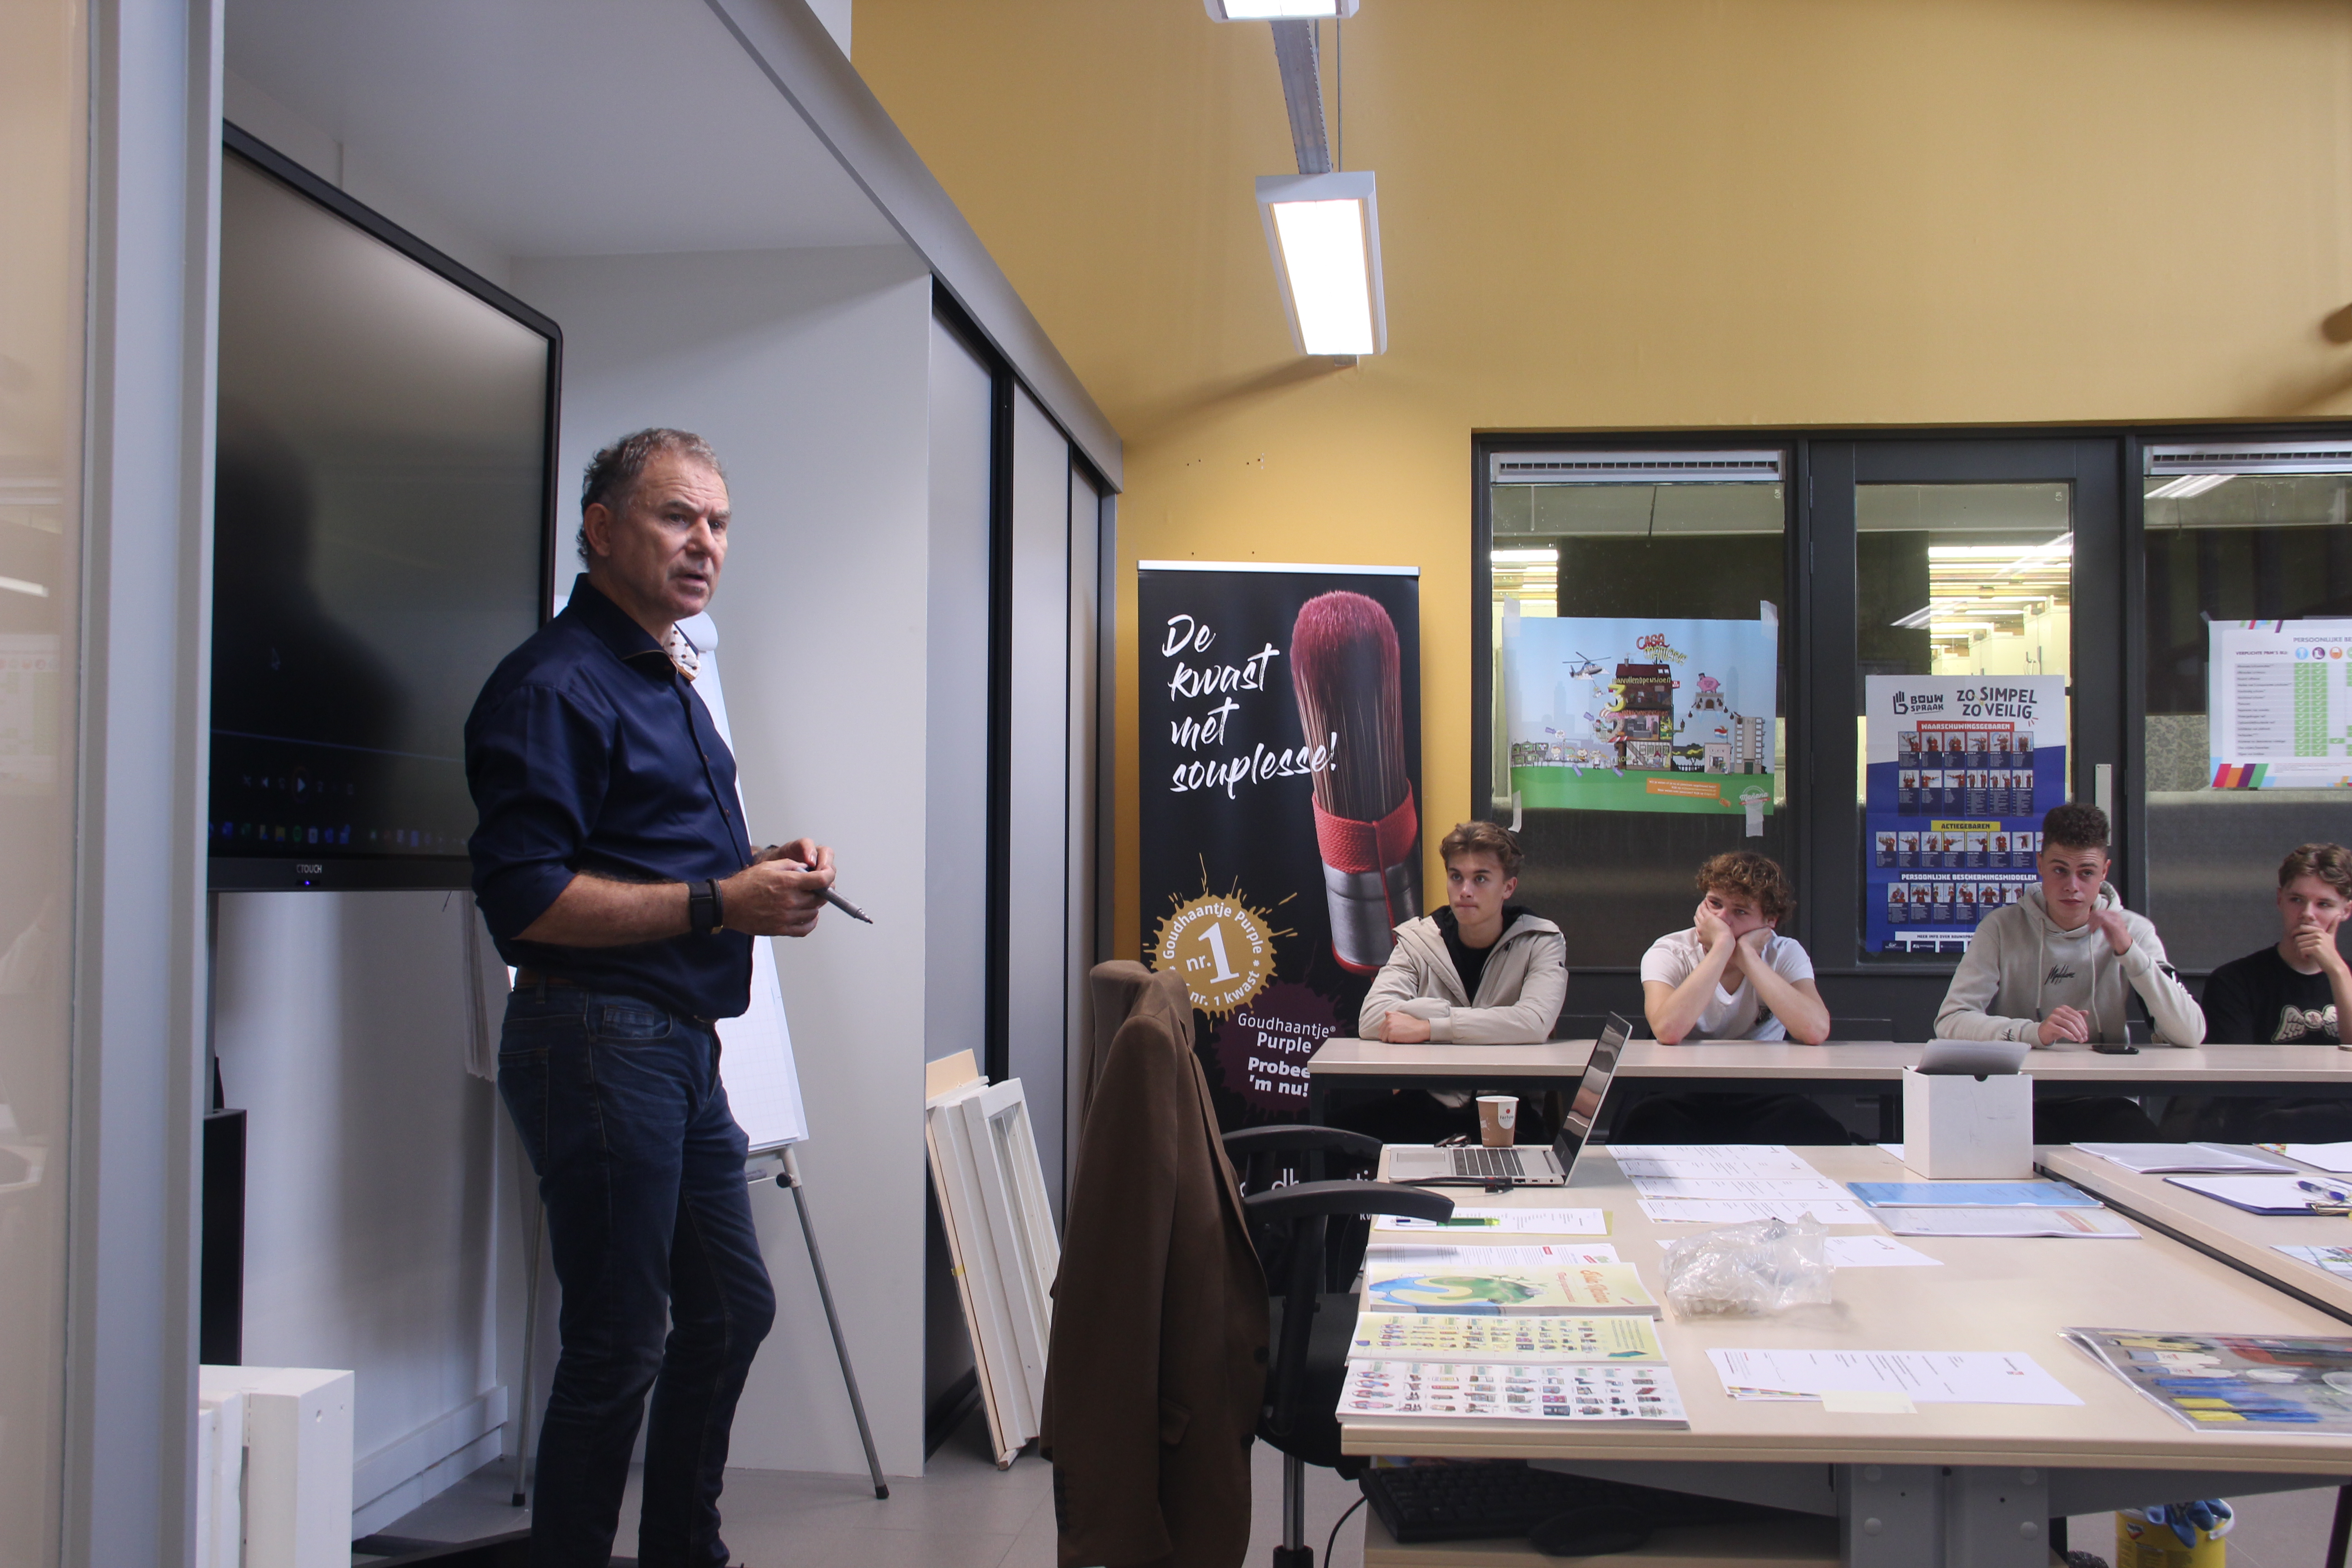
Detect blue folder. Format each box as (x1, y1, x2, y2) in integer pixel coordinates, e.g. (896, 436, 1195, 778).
(1847, 1180, 2100, 1209)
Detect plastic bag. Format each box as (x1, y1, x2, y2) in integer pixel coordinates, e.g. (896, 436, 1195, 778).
(1659, 1215, 1833, 1319)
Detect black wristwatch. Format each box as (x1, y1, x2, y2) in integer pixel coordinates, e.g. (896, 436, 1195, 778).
(688, 877, 725, 936)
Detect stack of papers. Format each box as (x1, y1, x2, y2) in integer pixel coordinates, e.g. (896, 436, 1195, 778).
(1371, 1206, 1608, 1236)
(1708, 1348, 2082, 1407)
(1849, 1181, 2098, 1209)
(1341, 1360, 1688, 1425)
(1873, 1207, 2136, 1239)
(2260, 1142, 2352, 1175)
(1361, 1254, 1661, 1317)
(2276, 1245, 2352, 1282)
(2065, 1328, 2352, 1431)
(1365, 1243, 1618, 1269)
(1612, 1145, 1875, 1226)
(2078, 1143, 2296, 1175)
(2167, 1174, 2347, 1215)
(1348, 1312, 1665, 1363)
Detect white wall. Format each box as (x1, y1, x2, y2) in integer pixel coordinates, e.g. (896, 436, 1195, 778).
(212, 892, 509, 1534)
(515, 242, 938, 1476)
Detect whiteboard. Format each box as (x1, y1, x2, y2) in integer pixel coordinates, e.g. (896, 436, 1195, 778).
(680, 610, 810, 1151)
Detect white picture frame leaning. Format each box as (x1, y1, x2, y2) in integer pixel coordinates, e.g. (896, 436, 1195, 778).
(926, 1064, 1059, 1466)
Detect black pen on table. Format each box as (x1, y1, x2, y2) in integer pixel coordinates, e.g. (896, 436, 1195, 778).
(761, 846, 874, 925)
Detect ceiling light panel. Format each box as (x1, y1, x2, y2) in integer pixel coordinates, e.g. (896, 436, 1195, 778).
(1257, 171, 1386, 357)
(1206, 0, 1358, 18)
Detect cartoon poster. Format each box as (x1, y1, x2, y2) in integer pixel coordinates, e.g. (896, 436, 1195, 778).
(1136, 562, 1422, 1128)
(1863, 675, 2067, 956)
(1501, 612, 1777, 820)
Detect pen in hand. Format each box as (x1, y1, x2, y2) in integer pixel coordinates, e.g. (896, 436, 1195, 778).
(761, 846, 873, 925)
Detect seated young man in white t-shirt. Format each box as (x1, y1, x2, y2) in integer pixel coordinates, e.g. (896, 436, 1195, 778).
(1617, 851, 1849, 1145)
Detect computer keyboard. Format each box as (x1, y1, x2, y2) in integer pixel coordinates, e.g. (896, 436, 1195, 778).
(1360, 1460, 1789, 1545)
(1450, 1146, 1526, 1180)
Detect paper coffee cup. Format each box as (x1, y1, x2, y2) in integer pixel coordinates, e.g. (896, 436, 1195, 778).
(1476, 1094, 1519, 1148)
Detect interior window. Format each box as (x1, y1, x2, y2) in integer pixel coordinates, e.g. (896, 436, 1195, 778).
(2143, 446, 2352, 970)
(1490, 451, 1788, 967)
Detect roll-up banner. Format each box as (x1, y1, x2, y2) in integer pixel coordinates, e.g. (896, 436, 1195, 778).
(1137, 561, 1422, 1130)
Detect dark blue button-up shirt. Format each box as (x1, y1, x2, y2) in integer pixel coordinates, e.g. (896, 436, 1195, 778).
(465, 576, 754, 1020)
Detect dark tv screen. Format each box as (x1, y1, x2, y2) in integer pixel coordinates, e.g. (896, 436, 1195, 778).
(210, 131, 556, 890)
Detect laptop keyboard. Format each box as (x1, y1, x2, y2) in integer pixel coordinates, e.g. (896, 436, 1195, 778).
(1450, 1146, 1527, 1180)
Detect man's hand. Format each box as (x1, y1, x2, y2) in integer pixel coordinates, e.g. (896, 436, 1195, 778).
(1379, 1011, 1433, 1044)
(1730, 926, 1771, 977)
(2086, 904, 2134, 957)
(1693, 901, 1732, 953)
(2038, 1005, 2092, 1047)
(2293, 925, 2352, 978)
(722, 838, 836, 938)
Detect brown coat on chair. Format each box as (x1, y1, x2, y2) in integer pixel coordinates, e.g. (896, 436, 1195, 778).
(1042, 966, 1269, 1568)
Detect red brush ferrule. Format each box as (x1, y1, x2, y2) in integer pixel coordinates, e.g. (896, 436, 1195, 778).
(1312, 789, 1419, 874)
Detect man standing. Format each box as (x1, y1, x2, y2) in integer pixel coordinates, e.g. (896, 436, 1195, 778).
(467, 428, 834, 1567)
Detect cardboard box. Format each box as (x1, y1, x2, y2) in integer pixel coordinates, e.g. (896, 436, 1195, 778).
(1901, 1066, 2033, 1179)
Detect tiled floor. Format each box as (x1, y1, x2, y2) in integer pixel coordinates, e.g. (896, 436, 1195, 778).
(381, 1423, 2341, 1568)
(375, 1410, 1371, 1567)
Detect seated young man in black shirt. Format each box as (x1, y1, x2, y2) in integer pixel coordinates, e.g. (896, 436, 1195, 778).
(2175, 842, 2352, 1142)
(2205, 842, 2352, 1046)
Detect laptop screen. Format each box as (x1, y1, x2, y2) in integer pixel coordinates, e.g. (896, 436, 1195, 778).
(1560, 1013, 1631, 1153)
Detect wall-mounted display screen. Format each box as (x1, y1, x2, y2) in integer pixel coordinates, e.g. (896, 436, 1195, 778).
(210, 130, 556, 890)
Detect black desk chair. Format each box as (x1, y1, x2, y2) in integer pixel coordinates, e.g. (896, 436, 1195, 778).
(1223, 1125, 1452, 1568)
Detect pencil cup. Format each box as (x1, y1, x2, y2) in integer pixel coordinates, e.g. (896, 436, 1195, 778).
(1476, 1095, 1518, 1148)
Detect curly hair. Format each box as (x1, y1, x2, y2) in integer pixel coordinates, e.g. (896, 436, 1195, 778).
(577, 428, 725, 562)
(1439, 820, 1524, 877)
(2040, 802, 2110, 854)
(2279, 842, 2352, 900)
(1695, 851, 1793, 924)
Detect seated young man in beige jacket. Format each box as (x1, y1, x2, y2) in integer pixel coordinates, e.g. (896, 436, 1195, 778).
(1344, 821, 1567, 1145)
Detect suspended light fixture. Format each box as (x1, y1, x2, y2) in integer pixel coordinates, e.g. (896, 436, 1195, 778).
(1256, 171, 1385, 358)
(1205, 0, 1357, 18)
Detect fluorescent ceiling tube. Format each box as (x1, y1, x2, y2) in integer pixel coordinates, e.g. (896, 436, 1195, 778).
(2147, 473, 2232, 500)
(1205, 0, 1357, 18)
(1257, 171, 1386, 357)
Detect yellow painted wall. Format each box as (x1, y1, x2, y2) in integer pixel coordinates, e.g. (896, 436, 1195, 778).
(854, 0, 2352, 959)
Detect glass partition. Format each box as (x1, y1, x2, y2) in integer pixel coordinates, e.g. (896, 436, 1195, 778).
(0, 0, 86, 1559)
(1856, 484, 2073, 958)
(2144, 447, 2352, 970)
(1490, 452, 1788, 967)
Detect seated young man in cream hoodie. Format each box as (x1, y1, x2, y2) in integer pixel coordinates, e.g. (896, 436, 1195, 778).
(1935, 802, 2203, 1142)
(1346, 821, 1567, 1145)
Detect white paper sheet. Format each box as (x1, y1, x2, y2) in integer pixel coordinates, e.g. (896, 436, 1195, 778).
(1608, 1145, 1819, 1179)
(2266, 1142, 2352, 1175)
(2168, 1174, 2335, 1215)
(1875, 1206, 2136, 1239)
(1342, 1360, 1689, 1424)
(1629, 1176, 1853, 1201)
(1637, 1197, 1877, 1226)
(1372, 1207, 1609, 1236)
(1365, 1243, 1621, 1269)
(1707, 1348, 2083, 1406)
(1823, 1235, 1944, 1269)
(2077, 1142, 2296, 1175)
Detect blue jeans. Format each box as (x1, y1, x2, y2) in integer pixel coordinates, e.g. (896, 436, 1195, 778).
(499, 984, 776, 1568)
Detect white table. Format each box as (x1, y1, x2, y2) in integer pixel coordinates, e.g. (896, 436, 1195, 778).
(1344, 1144, 2352, 1567)
(1308, 1039, 2352, 1137)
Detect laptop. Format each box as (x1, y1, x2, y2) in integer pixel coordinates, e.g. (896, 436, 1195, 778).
(1383, 1014, 1630, 1186)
